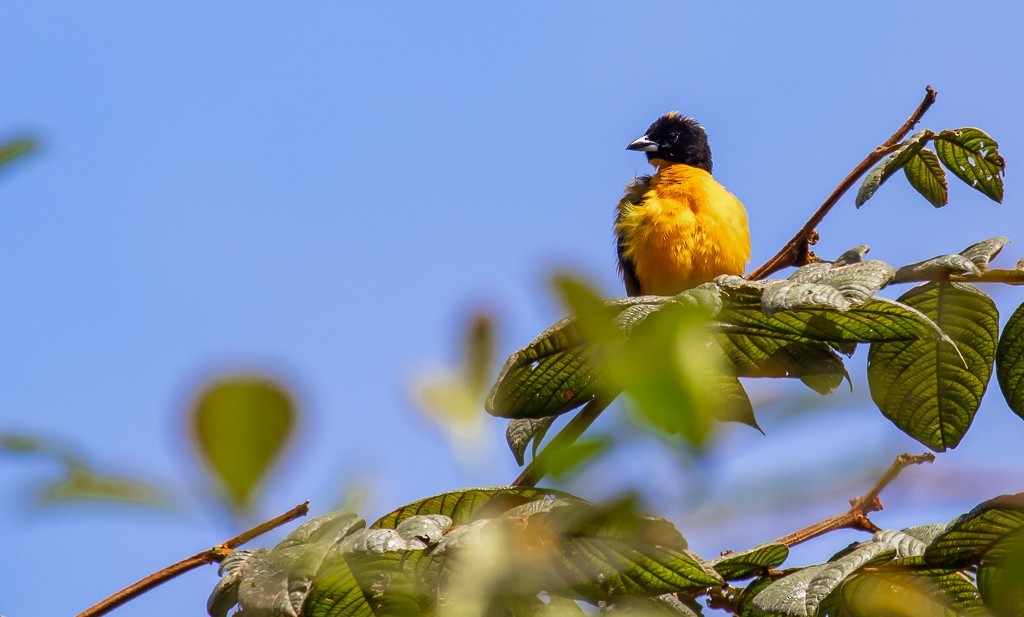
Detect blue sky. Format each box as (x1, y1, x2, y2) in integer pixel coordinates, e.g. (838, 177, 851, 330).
(2, 3, 1024, 616)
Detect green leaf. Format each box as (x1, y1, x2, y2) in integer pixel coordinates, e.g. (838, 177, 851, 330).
(0, 139, 33, 170)
(934, 127, 1005, 202)
(191, 376, 296, 512)
(370, 487, 581, 529)
(708, 543, 789, 581)
(760, 281, 851, 316)
(836, 564, 983, 617)
(751, 564, 828, 615)
(961, 236, 1010, 271)
(805, 543, 897, 616)
(925, 493, 1024, 568)
(856, 130, 933, 207)
(787, 259, 896, 304)
(904, 147, 948, 207)
(976, 529, 1024, 617)
(506, 416, 556, 466)
(867, 282, 999, 451)
(996, 302, 1024, 420)
(542, 436, 610, 479)
(893, 254, 979, 284)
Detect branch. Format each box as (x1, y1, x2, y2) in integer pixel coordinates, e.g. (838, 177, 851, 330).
(511, 395, 614, 488)
(75, 501, 310, 617)
(748, 86, 938, 281)
(772, 453, 934, 548)
(894, 268, 1024, 286)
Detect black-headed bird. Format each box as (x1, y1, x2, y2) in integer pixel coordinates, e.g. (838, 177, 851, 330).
(615, 113, 750, 296)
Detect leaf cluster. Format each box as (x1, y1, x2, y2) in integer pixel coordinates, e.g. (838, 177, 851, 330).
(488, 238, 1024, 458)
(209, 489, 1024, 617)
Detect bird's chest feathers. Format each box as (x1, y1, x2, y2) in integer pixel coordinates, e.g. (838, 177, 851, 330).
(619, 166, 747, 293)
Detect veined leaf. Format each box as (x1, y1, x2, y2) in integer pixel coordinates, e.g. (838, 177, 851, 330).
(708, 543, 789, 581)
(752, 564, 829, 616)
(904, 147, 948, 207)
(893, 254, 979, 284)
(506, 416, 556, 466)
(867, 282, 998, 451)
(976, 529, 1024, 617)
(371, 487, 581, 529)
(836, 561, 984, 617)
(961, 236, 1010, 271)
(925, 493, 1024, 568)
(856, 130, 934, 208)
(805, 543, 896, 616)
(786, 259, 895, 304)
(996, 302, 1024, 420)
(934, 127, 1005, 202)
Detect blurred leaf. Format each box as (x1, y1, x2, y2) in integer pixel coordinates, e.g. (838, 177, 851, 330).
(934, 127, 1005, 202)
(0, 138, 33, 170)
(1, 432, 167, 507)
(506, 416, 556, 466)
(867, 282, 998, 451)
(976, 528, 1024, 617)
(41, 466, 166, 506)
(541, 436, 610, 479)
(925, 493, 1024, 569)
(191, 376, 296, 512)
(414, 311, 496, 432)
(856, 129, 933, 207)
(996, 302, 1024, 420)
(708, 543, 789, 581)
(904, 147, 948, 207)
(961, 236, 1010, 271)
(836, 564, 982, 617)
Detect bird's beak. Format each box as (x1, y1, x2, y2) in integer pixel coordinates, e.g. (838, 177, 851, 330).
(626, 135, 659, 152)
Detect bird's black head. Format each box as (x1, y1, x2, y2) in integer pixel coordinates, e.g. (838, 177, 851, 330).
(626, 112, 713, 173)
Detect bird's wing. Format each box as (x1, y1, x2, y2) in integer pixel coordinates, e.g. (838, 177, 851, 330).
(615, 176, 651, 297)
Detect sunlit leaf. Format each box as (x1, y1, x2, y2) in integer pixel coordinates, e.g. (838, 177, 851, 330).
(925, 493, 1024, 568)
(191, 376, 296, 512)
(904, 147, 948, 207)
(893, 254, 979, 284)
(867, 282, 998, 451)
(961, 236, 1010, 271)
(805, 542, 896, 616)
(996, 302, 1024, 420)
(856, 130, 934, 207)
(752, 563, 828, 615)
(934, 127, 1005, 202)
(976, 528, 1024, 617)
(708, 543, 789, 581)
(836, 564, 982, 617)
(787, 259, 895, 303)
(371, 487, 581, 529)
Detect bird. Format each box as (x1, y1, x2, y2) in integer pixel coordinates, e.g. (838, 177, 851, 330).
(614, 112, 750, 297)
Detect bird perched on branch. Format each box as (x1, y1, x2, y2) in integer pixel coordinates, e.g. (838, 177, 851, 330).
(615, 112, 750, 296)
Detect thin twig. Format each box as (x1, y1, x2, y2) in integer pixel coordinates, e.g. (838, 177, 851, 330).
(511, 395, 614, 488)
(903, 269, 1024, 286)
(748, 86, 938, 281)
(772, 453, 934, 548)
(75, 501, 310, 617)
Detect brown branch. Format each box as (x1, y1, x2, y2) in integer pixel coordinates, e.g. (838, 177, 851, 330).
(748, 86, 938, 281)
(773, 453, 934, 548)
(897, 268, 1024, 286)
(75, 501, 310, 617)
(511, 395, 614, 488)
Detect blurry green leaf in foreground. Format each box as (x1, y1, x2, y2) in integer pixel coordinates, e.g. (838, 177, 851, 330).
(414, 311, 496, 435)
(0, 433, 167, 507)
(0, 138, 33, 170)
(191, 376, 296, 512)
(996, 301, 1024, 420)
